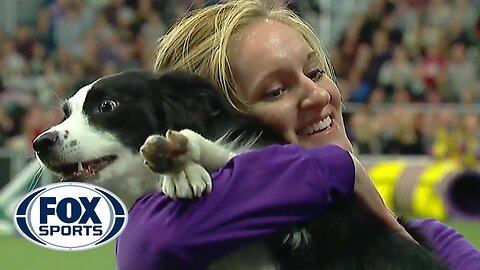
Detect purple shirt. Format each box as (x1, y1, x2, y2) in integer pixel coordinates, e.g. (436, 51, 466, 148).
(115, 144, 480, 270)
(408, 219, 480, 270)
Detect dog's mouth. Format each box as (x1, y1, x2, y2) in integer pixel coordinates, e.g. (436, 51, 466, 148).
(51, 155, 117, 181)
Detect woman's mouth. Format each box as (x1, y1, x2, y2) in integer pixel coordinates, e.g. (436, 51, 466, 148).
(297, 116, 334, 136)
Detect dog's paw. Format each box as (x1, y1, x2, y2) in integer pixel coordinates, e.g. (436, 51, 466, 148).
(141, 129, 208, 199)
(140, 130, 199, 173)
(161, 162, 212, 199)
(140, 134, 173, 173)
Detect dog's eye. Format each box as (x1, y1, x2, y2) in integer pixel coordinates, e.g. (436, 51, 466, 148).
(99, 100, 119, 113)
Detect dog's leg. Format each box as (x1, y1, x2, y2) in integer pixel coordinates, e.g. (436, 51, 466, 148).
(140, 129, 234, 199)
(175, 129, 236, 170)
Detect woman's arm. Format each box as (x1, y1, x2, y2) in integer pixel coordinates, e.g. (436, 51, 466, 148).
(115, 144, 355, 270)
(407, 219, 480, 270)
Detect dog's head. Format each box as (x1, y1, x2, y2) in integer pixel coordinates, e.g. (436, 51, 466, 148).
(32, 70, 228, 205)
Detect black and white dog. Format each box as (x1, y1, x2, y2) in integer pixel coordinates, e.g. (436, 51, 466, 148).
(33, 70, 447, 270)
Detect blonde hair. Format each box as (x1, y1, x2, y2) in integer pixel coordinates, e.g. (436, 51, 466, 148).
(154, 0, 336, 112)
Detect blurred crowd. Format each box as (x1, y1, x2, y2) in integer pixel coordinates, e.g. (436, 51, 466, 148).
(331, 0, 480, 163)
(0, 0, 479, 162)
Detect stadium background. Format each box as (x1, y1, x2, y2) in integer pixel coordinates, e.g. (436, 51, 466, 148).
(0, 0, 479, 269)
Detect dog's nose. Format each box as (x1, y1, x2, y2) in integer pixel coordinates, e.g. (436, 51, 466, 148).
(33, 131, 59, 153)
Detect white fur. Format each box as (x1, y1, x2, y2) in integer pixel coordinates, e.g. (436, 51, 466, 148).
(37, 81, 278, 269)
(36, 82, 158, 208)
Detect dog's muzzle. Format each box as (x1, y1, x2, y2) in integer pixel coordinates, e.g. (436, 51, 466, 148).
(33, 130, 60, 158)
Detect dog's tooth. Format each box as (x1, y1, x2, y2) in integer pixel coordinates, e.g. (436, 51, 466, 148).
(78, 162, 83, 171)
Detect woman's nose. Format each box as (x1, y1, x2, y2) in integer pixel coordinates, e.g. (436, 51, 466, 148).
(299, 81, 331, 108)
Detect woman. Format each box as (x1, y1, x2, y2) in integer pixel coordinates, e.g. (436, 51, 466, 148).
(116, 1, 480, 269)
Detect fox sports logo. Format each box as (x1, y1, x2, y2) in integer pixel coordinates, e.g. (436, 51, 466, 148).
(14, 182, 128, 251)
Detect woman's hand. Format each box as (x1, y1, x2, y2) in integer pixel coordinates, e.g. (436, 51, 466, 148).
(349, 153, 418, 244)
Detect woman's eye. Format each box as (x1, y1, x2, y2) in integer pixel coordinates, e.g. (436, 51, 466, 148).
(306, 69, 325, 81)
(263, 87, 287, 100)
(99, 99, 119, 113)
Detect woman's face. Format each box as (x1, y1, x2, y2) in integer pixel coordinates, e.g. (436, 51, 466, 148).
(229, 20, 352, 150)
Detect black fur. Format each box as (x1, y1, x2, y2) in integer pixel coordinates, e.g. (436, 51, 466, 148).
(86, 70, 448, 269)
(85, 70, 283, 151)
(268, 195, 447, 269)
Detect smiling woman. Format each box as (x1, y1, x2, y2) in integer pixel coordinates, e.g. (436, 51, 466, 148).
(155, 3, 350, 151)
(228, 20, 348, 149)
(141, 0, 480, 269)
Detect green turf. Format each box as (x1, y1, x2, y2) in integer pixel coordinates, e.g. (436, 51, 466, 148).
(0, 236, 116, 270)
(0, 221, 478, 270)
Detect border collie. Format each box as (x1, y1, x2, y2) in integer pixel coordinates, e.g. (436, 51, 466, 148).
(32, 70, 447, 270)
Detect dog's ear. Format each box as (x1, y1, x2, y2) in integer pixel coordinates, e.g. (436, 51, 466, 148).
(147, 70, 233, 134)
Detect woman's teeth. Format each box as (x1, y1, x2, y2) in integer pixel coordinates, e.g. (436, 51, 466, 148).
(300, 116, 332, 135)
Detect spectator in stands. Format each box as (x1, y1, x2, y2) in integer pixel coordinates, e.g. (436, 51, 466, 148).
(4, 105, 43, 155)
(447, 41, 477, 101)
(431, 108, 462, 159)
(458, 114, 480, 167)
(0, 106, 15, 147)
(378, 45, 413, 99)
